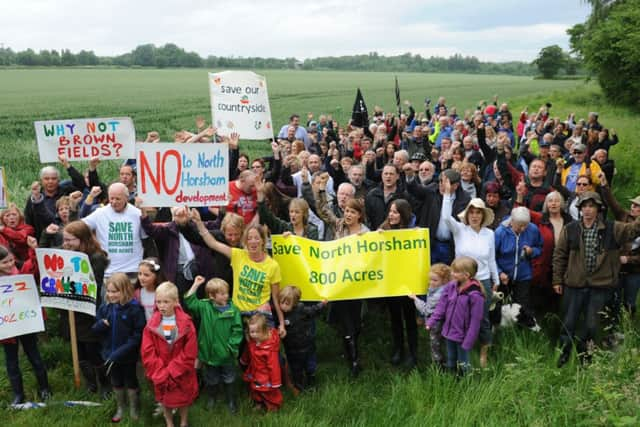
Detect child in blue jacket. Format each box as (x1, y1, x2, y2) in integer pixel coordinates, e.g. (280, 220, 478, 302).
(92, 272, 146, 423)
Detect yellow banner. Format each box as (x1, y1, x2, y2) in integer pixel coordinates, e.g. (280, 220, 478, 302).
(272, 229, 430, 301)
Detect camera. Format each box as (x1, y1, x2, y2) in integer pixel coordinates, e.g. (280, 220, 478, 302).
(546, 102, 552, 109)
(425, 97, 431, 105)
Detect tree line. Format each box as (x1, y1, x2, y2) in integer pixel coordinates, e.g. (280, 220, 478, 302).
(567, 0, 640, 108)
(0, 44, 535, 75)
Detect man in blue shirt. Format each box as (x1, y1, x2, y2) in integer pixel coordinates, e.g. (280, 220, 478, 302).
(278, 114, 310, 150)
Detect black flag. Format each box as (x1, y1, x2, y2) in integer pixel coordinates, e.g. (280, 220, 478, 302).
(351, 88, 369, 128)
(395, 75, 401, 116)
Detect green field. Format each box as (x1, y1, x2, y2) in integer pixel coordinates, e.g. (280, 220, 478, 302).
(0, 68, 593, 205)
(2, 69, 640, 426)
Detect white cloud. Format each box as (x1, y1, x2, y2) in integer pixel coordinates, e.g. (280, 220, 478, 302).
(0, 0, 589, 61)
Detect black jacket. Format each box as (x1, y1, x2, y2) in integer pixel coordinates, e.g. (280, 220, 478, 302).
(282, 302, 324, 355)
(406, 179, 470, 242)
(365, 185, 412, 230)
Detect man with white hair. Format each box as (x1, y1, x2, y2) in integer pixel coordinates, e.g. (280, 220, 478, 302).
(494, 206, 543, 323)
(82, 182, 145, 278)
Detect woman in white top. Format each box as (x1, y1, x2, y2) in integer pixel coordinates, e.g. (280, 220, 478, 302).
(441, 176, 499, 367)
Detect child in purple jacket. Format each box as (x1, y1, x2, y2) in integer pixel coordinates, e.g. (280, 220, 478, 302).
(427, 256, 485, 374)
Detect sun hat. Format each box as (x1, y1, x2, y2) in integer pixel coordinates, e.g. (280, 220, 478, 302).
(458, 198, 495, 228)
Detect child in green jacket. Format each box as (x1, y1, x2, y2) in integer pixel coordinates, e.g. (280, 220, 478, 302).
(184, 276, 243, 413)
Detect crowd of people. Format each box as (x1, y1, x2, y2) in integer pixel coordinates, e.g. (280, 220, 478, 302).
(1, 95, 639, 425)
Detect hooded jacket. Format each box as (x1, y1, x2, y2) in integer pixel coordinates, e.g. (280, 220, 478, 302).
(183, 293, 243, 366)
(92, 299, 146, 364)
(495, 220, 543, 282)
(240, 328, 282, 392)
(141, 305, 199, 408)
(282, 302, 324, 355)
(426, 279, 484, 351)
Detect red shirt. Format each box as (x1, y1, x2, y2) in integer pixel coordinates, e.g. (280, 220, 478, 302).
(226, 181, 257, 224)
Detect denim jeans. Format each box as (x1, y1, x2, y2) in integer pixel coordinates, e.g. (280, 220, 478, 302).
(431, 241, 453, 265)
(620, 272, 640, 313)
(559, 287, 612, 352)
(445, 339, 470, 372)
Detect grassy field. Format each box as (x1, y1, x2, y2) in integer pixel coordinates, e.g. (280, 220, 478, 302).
(2, 69, 640, 426)
(0, 68, 591, 206)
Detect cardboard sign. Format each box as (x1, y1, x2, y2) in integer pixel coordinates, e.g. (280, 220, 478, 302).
(137, 142, 229, 207)
(209, 71, 273, 139)
(36, 248, 98, 316)
(0, 275, 45, 341)
(34, 117, 136, 163)
(272, 229, 430, 301)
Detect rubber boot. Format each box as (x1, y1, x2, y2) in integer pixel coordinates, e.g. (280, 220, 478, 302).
(557, 343, 571, 368)
(390, 347, 403, 366)
(479, 345, 489, 369)
(79, 360, 98, 393)
(128, 389, 140, 421)
(111, 388, 126, 423)
(207, 384, 218, 410)
(224, 383, 237, 414)
(306, 373, 316, 389)
(9, 375, 25, 405)
(96, 365, 112, 400)
(345, 336, 360, 378)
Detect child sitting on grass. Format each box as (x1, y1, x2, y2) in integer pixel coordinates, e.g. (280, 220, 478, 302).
(141, 282, 198, 427)
(426, 257, 484, 375)
(184, 275, 242, 414)
(409, 263, 451, 369)
(240, 313, 282, 412)
(279, 286, 327, 392)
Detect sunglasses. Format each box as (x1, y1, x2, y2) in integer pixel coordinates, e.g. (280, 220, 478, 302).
(573, 151, 585, 155)
(576, 182, 590, 187)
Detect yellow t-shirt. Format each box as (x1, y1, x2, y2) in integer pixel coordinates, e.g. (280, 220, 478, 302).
(231, 248, 282, 312)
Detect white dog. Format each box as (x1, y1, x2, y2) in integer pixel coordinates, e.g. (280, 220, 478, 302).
(500, 303, 541, 332)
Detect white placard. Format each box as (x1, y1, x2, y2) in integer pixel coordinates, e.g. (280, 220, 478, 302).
(137, 142, 229, 207)
(36, 248, 98, 316)
(0, 275, 45, 340)
(209, 71, 273, 139)
(34, 117, 136, 163)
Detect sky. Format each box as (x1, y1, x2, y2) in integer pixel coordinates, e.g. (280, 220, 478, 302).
(0, 0, 591, 62)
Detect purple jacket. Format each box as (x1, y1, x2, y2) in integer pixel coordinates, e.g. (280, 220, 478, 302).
(141, 216, 215, 283)
(426, 279, 485, 351)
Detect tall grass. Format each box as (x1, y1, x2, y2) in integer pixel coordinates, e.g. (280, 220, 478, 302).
(3, 308, 640, 426)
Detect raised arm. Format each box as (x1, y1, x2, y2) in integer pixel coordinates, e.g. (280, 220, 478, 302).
(190, 208, 232, 258)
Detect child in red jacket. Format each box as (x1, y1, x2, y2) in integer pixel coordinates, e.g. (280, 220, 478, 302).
(240, 313, 282, 412)
(141, 282, 198, 427)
